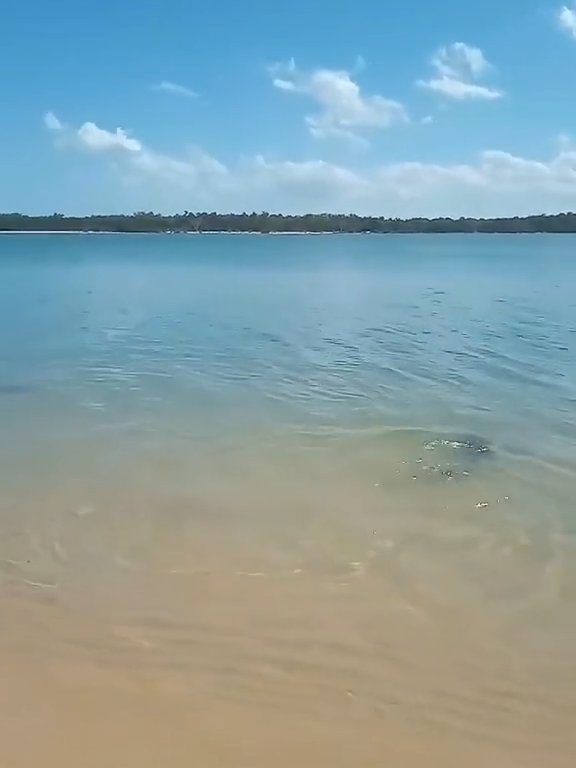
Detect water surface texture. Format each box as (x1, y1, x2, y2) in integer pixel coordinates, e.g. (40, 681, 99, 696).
(1, 234, 575, 767)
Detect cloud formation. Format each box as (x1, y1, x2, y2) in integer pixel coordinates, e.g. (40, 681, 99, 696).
(559, 5, 576, 37)
(45, 112, 142, 153)
(418, 42, 503, 100)
(269, 60, 408, 141)
(43, 111, 63, 131)
(77, 122, 142, 152)
(44, 112, 229, 197)
(44, 112, 576, 217)
(153, 81, 198, 99)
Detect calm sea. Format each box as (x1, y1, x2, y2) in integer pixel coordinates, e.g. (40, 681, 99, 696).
(0, 233, 575, 768)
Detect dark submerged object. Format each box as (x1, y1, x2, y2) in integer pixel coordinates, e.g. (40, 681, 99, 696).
(423, 436, 492, 456)
(418, 434, 493, 481)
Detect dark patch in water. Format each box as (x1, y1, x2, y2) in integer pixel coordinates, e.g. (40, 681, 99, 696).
(0, 384, 32, 396)
(423, 436, 492, 456)
(416, 434, 493, 481)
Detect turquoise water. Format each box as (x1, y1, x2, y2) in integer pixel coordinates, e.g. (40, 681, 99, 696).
(1, 233, 575, 766)
(2, 233, 575, 491)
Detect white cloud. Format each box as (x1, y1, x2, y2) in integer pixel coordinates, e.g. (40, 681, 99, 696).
(259, 146, 572, 213)
(370, 149, 576, 206)
(249, 156, 365, 201)
(44, 113, 576, 217)
(559, 5, 576, 37)
(43, 113, 230, 202)
(77, 122, 142, 152)
(418, 42, 503, 101)
(153, 81, 198, 99)
(43, 111, 63, 131)
(269, 61, 408, 141)
(272, 77, 297, 92)
(432, 42, 490, 79)
(421, 78, 502, 100)
(130, 147, 228, 187)
(45, 112, 142, 153)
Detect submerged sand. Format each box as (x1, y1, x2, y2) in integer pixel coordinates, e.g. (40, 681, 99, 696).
(0, 435, 575, 768)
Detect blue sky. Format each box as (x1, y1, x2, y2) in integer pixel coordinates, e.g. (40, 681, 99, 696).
(3, 0, 576, 216)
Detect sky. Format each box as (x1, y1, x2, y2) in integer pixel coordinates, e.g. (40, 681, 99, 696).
(4, 0, 576, 217)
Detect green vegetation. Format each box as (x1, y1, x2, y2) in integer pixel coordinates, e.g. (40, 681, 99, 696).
(4, 211, 576, 233)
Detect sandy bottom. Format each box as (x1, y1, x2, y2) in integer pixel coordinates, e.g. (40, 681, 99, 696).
(1, 572, 574, 768)
(1, 434, 575, 767)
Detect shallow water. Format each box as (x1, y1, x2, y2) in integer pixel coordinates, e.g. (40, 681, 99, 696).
(0, 233, 575, 767)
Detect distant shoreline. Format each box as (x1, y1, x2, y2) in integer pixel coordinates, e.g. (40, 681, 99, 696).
(0, 230, 344, 236)
(0, 229, 342, 235)
(3, 211, 576, 234)
(3, 210, 576, 234)
(0, 230, 573, 236)
(0, 230, 374, 236)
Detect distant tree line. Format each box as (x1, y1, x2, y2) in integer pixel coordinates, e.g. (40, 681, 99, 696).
(4, 211, 576, 233)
